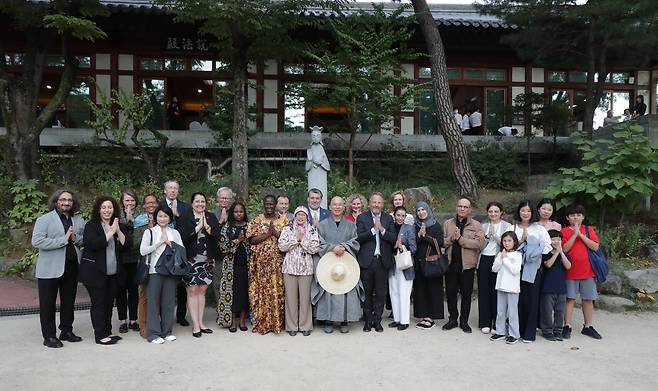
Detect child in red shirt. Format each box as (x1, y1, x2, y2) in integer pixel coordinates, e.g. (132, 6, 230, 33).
(561, 204, 602, 340)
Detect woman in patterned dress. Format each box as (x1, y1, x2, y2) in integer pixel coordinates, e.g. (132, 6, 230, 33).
(178, 192, 221, 337)
(246, 195, 289, 334)
(217, 201, 250, 332)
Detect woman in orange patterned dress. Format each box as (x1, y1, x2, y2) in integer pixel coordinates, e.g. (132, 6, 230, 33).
(246, 195, 289, 334)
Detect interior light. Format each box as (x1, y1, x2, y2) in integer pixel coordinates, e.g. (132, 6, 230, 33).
(46, 85, 52, 89)
(197, 89, 203, 93)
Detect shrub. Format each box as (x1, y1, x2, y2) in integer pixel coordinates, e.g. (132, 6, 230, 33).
(468, 140, 526, 190)
(599, 224, 657, 270)
(5, 247, 38, 276)
(7, 180, 48, 228)
(545, 123, 658, 225)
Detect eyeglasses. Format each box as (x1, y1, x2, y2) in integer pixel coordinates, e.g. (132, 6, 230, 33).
(58, 198, 73, 202)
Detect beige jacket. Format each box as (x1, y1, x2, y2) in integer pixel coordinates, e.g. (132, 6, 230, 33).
(443, 217, 485, 270)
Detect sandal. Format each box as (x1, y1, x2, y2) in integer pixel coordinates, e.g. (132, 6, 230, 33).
(239, 325, 248, 331)
(229, 326, 237, 333)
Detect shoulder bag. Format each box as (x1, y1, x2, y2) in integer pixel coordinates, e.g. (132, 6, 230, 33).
(395, 244, 414, 271)
(421, 237, 449, 278)
(134, 229, 152, 285)
(585, 225, 608, 283)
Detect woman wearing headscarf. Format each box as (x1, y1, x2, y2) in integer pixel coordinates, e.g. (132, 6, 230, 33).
(413, 201, 445, 330)
(278, 206, 320, 336)
(388, 206, 417, 331)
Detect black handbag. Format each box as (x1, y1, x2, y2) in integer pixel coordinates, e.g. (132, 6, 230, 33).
(134, 229, 152, 285)
(421, 237, 449, 278)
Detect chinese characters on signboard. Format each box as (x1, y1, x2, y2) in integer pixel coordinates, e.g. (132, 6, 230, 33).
(165, 37, 211, 53)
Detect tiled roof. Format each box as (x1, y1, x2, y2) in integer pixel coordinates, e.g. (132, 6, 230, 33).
(29, 1, 513, 28)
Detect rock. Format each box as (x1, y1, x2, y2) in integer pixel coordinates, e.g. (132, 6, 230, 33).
(599, 274, 624, 296)
(595, 295, 636, 312)
(403, 187, 432, 205)
(643, 244, 658, 262)
(624, 268, 658, 293)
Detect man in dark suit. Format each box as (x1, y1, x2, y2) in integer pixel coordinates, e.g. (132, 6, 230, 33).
(306, 188, 329, 227)
(158, 179, 191, 326)
(356, 192, 396, 332)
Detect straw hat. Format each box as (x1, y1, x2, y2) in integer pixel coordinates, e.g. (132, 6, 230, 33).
(316, 251, 360, 295)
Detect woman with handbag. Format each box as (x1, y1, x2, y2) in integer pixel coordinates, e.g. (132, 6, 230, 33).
(388, 206, 417, 331)
(413, 202, 445, 330)
(134, 194, 158, 338)
(79, 196, 132, 345)
(140, 205, 184, 344)
(178, 192, 221, 338)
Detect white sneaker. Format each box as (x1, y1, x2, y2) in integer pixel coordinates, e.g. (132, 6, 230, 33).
(481, 327, 491, 334)
(165, 335, 177, 342)
(150, 337, 165, 344)
(522, 338, 534, 344)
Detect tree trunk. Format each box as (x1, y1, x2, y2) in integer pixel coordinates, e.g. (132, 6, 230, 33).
(347, 102, 357, 186)
(411, 0, 478, 199)
(1, 32, 77, 179)
(231, 40, 250, 201)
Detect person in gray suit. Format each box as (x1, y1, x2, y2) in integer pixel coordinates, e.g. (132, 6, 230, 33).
(32, 188, 86, 348)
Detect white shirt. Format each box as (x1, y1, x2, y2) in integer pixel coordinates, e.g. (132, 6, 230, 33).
(481, 220, 512, 256)
(470, 111, 482, 127)
(492, 251, 522, 293)
(370, 211, 386, 256)
(454, 112, 463, 126)
(505, 223, 552, 254)
(461, 114, 470, 131)
(498, 126, 513, 136)
(140, 226, 184, 274)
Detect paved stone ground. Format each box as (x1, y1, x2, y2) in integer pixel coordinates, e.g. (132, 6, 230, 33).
(0, 277, 90, 315)
(1, 304, 656, 390)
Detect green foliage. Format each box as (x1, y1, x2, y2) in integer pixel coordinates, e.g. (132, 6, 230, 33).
(5, 247, 38, 277)
(299, 4, 420, 134)
(468, 141, 526, 190)
(7, 180, 47, 229)
(545, 123, 658, 214)
(599, 225, 657, 270)
(44, 14, 107, 41)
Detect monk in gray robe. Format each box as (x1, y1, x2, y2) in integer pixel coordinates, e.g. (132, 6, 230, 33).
(311, 196, 363, 334)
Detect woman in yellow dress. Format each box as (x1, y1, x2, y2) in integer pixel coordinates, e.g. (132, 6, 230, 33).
(246, 195, 289, 334)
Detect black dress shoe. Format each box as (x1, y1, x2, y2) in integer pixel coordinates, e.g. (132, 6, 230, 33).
(128, 322, 140, 331)
(374, 323, 384, 333)
(397, 324, 409, 331)
(442, 320, 458, 330)
(192, 331, 202, 338)
(200, 328, 213, 334)
(95, 338, 117, 345)
(177, 318, 190, 327)
(59, 331, 82, 342)
(119, 323, 129, 333)
(110, 335, 122, 341)
(43, 337, 63, 348)
(460, 323, 473, 334)
(388, 321, 399, 328)
(363, 322, 372, 332)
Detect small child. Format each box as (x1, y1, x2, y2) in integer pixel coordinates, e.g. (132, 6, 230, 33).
(490, 231, 523, 344)
(540, 230, 572, 341)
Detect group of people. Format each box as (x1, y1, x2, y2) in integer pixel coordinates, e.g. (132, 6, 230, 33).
(33, 181, 603, 348)
(453, 106, 483, 135)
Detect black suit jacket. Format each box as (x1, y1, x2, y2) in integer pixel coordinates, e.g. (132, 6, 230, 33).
(356, 211, 397, 269)
(177, 210, 222, 260)
(79, 221, 132, 288)
(158, 198, 191, 228)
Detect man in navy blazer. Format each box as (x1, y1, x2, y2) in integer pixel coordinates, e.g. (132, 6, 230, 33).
(356, 192, 397, 332)
(306, 188, 329, 227)
(158, 179, 191, 326)
(32, 189, 86, 348)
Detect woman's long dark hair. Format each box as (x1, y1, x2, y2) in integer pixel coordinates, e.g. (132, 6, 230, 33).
(91, 196, 120, 222)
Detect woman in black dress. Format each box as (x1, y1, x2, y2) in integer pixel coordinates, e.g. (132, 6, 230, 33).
(178, 192, 221, 337)
(413, 201, 445, 330)
(217, 202, 250, 332)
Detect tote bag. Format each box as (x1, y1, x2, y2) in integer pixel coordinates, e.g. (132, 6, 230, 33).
(395, 245, 414, 271)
